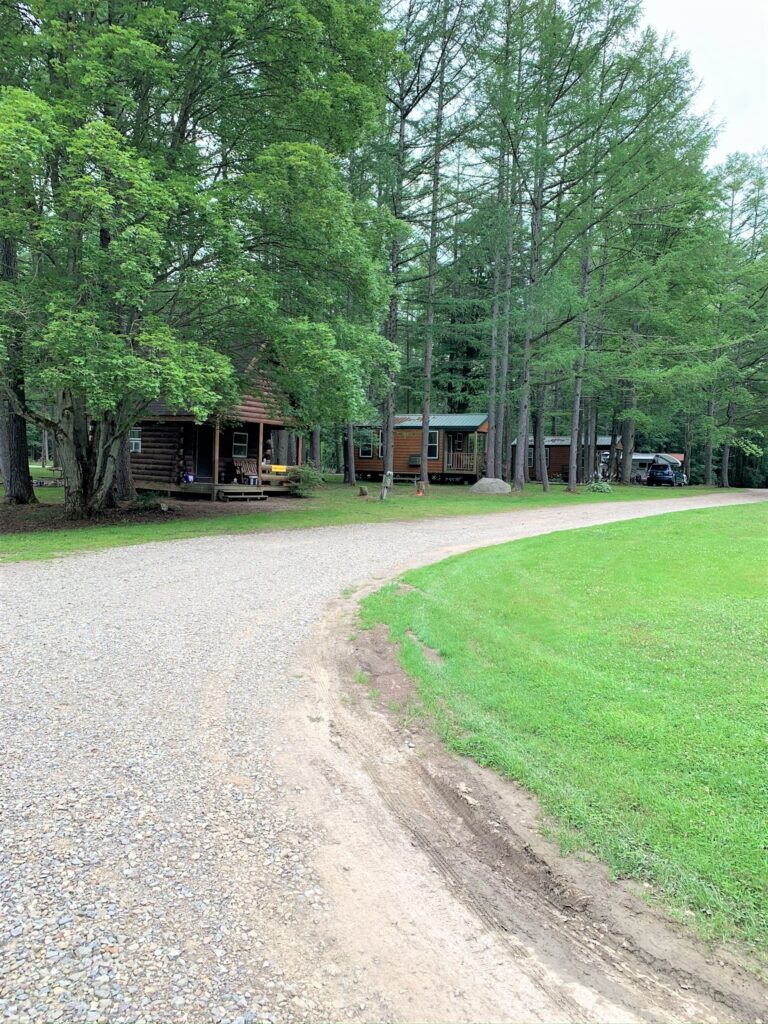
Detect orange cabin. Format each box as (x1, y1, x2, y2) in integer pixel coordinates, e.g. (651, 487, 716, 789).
(353, 414, 489, 481)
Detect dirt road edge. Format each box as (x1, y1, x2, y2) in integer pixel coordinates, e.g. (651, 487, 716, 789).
(278, 494, 768, 1023)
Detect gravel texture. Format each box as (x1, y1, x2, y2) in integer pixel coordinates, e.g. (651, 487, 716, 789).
(1, 491, 764, 1023)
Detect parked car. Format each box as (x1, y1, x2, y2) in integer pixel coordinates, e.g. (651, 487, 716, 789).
(646, 463, 676, 486)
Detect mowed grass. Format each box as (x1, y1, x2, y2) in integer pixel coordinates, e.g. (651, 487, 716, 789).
(361, 504, 768, 954)
(0, 479, 726, 562)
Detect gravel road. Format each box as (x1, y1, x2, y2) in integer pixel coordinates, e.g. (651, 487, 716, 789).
(1, 490, 765, 1023)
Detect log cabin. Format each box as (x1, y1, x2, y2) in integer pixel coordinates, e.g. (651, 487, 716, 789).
(129, 387, 302, 500)
(354, 414, 489, 482)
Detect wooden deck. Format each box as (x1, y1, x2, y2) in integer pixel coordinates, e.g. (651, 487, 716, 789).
(134, 477, 293, 500)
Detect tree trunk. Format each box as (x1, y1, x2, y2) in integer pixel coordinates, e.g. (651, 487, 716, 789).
(514, 157, 544, 493)
(567, 244, 590, 493)
(704, 396, 715, 486)
(551, 381, 559, 434)
(275, 430, 289, 465)
(311, 427, 321, 471)
(607, 417, 619, 481)
(0, 237, 36, 505)
(578, 402, 588, 483)
(334, 433, 342, 474)
(587, 399, 597, 482)
(420, 2, 448, 488)
(486, 247, 501, 479)
(534, 385, 549, 491)
(54, 398, 125, 518)
(114, 432, 137, 502)
(0, 398, 36, 505)
(513, 331, 531, 493)
(720, 400, 734, 487)
(383, 389, 395, 477)
(495, 236, 513, 475)
(345, 422, 356, 486)
(683, 415, 692, 484)
(619, 402, 636, 485)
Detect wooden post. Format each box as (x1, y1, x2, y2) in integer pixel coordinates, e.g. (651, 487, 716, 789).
(258, 421, 264, 484)
(212, 419, 220, 501)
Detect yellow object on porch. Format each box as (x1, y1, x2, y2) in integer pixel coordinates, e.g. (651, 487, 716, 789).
(270, 464, 288, 474)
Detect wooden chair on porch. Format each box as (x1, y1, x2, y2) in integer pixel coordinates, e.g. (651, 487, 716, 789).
(233, 458, 262, 485)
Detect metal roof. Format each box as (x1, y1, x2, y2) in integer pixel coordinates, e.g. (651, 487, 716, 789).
(393, 413, 489, 430)
(511, 435, 613, 446)
(632, 452, 683, 466)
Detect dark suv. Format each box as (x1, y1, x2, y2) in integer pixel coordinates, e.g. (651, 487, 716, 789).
(646, 463, 675, 486)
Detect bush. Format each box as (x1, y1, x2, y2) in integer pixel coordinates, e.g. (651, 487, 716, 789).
(286, 465, 324, 497)
(585, 479, 612, 494)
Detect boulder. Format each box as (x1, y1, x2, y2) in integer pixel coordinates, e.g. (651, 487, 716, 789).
(470, 476, 511, 494)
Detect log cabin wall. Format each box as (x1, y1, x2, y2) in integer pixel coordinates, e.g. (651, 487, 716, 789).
(129, 421, 189, 484)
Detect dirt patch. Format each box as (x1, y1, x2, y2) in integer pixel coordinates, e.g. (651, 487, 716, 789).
(405, 629, 445, 664)
(280, 579, 768, 1023)
(0, 493, 298, 534)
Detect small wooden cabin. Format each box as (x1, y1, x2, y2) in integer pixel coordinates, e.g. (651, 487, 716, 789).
(354, 414, 489, 482)
(516, 434, 613, 481)
(129, 388, 301, 500)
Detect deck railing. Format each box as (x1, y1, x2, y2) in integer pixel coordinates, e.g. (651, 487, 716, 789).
(445, 451, 476, 473)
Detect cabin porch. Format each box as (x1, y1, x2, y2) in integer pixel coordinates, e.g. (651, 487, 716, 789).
(442, 430, 485, 476)
(130, 418, 302, 500)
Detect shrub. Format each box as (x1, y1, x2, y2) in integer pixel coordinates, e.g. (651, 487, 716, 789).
(585, 479, 612, 494)
(286, 465, 324, 497)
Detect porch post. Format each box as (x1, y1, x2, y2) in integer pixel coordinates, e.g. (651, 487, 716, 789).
(258, 421, 264, 483)
(212, 418, 220, 501)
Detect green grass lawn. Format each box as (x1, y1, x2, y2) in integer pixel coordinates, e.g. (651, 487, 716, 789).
(0, 480, 727, 563)
(361, 504, 768, 955)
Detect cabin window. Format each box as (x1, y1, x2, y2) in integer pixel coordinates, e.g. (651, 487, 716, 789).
(128, 427, 142, 454)
(427, 430, 439, 460)
(359, 432, 373, 458)
(232, 432, 249, 458)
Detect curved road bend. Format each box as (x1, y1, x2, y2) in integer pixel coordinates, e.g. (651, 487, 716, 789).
(1, 490, 766, 1023)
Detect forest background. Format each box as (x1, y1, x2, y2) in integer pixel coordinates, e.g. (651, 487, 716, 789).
(0, 0, 765, 516)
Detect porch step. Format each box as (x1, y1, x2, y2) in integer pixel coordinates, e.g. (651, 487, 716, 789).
(216, 486, 267, 502)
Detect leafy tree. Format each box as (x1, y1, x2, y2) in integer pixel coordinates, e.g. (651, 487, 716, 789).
(0, 1, 393, 515)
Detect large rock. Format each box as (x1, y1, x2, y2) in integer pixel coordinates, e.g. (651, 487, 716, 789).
(470, 477, 511, 494)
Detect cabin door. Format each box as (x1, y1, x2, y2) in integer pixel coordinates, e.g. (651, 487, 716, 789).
(195, 426, 214, 480)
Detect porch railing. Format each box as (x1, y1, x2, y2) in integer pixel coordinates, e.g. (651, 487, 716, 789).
(445, 451, 476, 473)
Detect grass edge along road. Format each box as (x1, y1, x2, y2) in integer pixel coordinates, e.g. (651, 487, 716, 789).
(0, 481, 731, 563)
(360, 504, 768, 959)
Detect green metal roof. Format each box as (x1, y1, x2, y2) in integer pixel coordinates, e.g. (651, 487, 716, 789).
(394, 413, 488, 430)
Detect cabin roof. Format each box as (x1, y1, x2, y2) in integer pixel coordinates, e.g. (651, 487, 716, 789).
(393, 413, 489, 430)
(633, 452, 683, 465)
(142, 374, 286, 425)
(511, 435, 613, 446)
